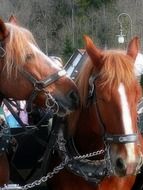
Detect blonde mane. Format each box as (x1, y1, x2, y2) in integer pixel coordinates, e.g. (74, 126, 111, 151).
(77, 51, 135, 106)
(4, 23, 39, 78)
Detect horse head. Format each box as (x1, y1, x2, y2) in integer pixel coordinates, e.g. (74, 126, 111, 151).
(69, 35, 143, 178)
(0, 16, 79, 116)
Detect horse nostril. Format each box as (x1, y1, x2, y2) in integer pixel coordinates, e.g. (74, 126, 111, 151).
(116, 157, 126, 171)
(68, 90, 80, 108)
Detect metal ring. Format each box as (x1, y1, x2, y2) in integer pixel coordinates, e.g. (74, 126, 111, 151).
(45, 92, 59, 114)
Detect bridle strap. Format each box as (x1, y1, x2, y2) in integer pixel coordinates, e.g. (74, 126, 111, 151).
(20, 69, 67, 112)
(88, 74, 106, 134)
(87, 74, 99, 106)
(88, 74, 138, 144)
(21, 69, 67, 90)
(105, 133, 138, 143)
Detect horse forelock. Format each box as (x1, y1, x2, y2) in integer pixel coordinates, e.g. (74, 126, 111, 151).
(100, 51, 135, 87)
(4, 23, 38, 78)
(77, 51, 136, 107)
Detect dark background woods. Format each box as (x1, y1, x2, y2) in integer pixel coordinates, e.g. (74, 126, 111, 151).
(0, 0, 143, 62)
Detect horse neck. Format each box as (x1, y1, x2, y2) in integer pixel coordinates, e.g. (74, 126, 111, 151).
(73, 105, 104, 154)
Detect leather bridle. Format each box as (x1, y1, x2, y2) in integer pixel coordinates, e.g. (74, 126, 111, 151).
(21, 68, 67, 114)
(87, 74, 142, 176)
(88, 74, 138, 145)
(0, 38, 67, 115)
(56, 74, 142, 185)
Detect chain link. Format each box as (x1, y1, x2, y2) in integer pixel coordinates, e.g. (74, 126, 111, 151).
(21, 149, 104, 190)
(73, 149, 104, 160)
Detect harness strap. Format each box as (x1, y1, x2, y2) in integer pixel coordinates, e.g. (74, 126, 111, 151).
(21, 69, 67, 113)
(21, 69, 66, 90)
(88, 74, 139, 144)
(40, 116, 64, 176)
(105, 133, 138, 143)
(57, 126, 107, 184)
(87, 74, 98, 105)
(0, 109, 11, 152)
(26, 89, 39, 113)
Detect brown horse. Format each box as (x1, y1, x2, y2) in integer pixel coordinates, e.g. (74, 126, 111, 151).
(0, 16, 79, 186)
(49, 36, 143, 190)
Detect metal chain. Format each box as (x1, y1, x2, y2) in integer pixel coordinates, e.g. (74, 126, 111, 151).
(21, 149, 104, 190)
(22, 156, 69, 190)
(73, 149, 104, 160)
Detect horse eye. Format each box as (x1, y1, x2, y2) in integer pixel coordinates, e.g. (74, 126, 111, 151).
(26, 53, 34, 61)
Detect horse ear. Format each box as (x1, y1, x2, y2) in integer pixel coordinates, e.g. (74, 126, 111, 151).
(127, 36, 140, 60)
(9, 15, 18, 25)
(0, 18, 9, 40)
(83, 35, 103, 69)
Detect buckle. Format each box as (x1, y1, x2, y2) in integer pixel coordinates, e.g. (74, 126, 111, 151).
(0, 184, 23, 190)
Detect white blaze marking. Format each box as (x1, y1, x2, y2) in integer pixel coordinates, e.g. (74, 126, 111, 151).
(118, 83, 132, 134)
(118, 83, 135, 163)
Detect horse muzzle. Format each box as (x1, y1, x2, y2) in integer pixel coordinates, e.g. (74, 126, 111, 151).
(111, 150, 143, 177)
(47, 90, 80, 116)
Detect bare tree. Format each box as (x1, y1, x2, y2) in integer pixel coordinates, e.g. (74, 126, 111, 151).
(1, 0, 143, 57)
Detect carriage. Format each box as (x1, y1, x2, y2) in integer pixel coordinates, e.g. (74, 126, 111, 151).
(0, 15, 143, 190)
